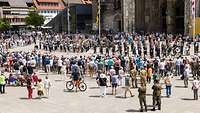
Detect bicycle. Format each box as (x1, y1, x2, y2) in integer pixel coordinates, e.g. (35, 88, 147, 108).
(66, 78, 87, 92)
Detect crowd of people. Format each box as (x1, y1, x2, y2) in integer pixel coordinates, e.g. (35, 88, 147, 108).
(35, 32, 200, 58)
(0, 31, 200, 112)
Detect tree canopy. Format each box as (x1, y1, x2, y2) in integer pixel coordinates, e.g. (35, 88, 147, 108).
(0, 18, 11, 30)
(25, 12, 44, 27)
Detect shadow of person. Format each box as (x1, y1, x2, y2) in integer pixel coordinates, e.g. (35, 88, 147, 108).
(175, 86, 187, 88)
(89, 87, 99, 89)
(126, 109, 140, 112)
(181, 98, 195, 101)
(89, 95, 101, 98)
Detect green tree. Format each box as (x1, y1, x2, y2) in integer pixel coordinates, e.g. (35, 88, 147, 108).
(25, 12, 44, 27)
(0, 18, 11, 30)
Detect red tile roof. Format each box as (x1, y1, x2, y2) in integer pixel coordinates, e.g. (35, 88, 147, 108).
(33, 0, 65, 10)
(81, 0, 92, 4)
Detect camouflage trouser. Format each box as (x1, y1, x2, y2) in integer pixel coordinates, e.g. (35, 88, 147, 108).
(192, 70, 198, 77)
(139, 96, 147, 110)
(141, 77, 146, 86)
(131, 78, 137, 88)
(184, 77, 189, 87)
(153, 96, 161, 109)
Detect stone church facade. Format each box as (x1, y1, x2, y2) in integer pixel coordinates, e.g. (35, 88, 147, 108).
(92, 0, 200, 35)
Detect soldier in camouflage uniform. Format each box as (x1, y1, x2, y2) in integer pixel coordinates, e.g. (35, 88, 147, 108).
(138, 82, 147, 112)
(130, 67, 138, 88)
(140, 67, 147, 86)
(152, 80, 162, 111)
(191, 58, 199, 78)
(197, 60, 200, 80)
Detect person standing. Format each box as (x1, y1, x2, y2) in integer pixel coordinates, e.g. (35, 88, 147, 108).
(26, 77, 33, 99)
(98, 71, 107, 97)
(192, 77, 200, 100)
(164, 74, 172, 97)
(138, 82, 147, 112)
(152, 80, 162, 111)
(27, 63, 33, 76)
(111, 73, 118, 95)
(124, 75, 134, 98)
(0, 72, 6, 94)
(58, 58, 63, 74)
(175, 57, 181, 76)
(147, 66, 153, 84)
(152, 70, 161, 82)
(183, 66, 191, 88)
(37, 79, 44, 99)
(130, 67, 138, 88)
(159, 60, 166, 77)
(140, 67, 147, 86)
(44, 76, 51, 98)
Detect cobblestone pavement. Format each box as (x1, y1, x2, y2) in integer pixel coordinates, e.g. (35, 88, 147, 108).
(1, 73, 200, 113)
(1, 44, 199, 113)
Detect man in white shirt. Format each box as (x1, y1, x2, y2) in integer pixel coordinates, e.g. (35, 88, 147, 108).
(183, 66, 191, 88)
(192, 77, 200, 100)
(159, 60, 166, 77)
(44, 76, 51, 98)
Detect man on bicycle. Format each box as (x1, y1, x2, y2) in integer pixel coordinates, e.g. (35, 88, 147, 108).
(71, 62, 81, 88)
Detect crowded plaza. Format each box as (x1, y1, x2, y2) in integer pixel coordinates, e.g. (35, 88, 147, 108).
(0, 30, 200, 113)
(0, 0, 200, 113)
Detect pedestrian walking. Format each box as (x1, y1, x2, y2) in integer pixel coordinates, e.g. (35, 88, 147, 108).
(138, 82, 147, 112)
(192, 77, 200, 100)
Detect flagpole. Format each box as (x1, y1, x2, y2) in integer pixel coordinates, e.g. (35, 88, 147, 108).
(98, 0, 101, 40)
(193, 5, 196, 40)
(192, 0, 196, 40)
(67, 0, 70, 35)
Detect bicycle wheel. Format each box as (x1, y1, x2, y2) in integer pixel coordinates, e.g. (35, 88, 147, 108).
(66, 81, 74, 91)
(78, 82, 87, 92)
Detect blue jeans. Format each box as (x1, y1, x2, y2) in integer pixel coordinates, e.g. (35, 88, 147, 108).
(176, 65, 180, 76)
(166, 85, 171, 96)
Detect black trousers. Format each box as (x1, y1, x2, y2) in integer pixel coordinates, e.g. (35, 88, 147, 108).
(58, 66, 62, 74)
(0, 84, 5, 93)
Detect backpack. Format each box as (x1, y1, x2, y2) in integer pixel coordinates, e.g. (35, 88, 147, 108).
(78, 59, 83, 66)
(72, 65, 79, 74)
(111, 75, 118, 84)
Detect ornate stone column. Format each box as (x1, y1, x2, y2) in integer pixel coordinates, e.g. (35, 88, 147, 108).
(184, 0, 191, 35)
(166, 0, 176, 33)
(122, 0, 136, 33)
(92, 0, 98, 30)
